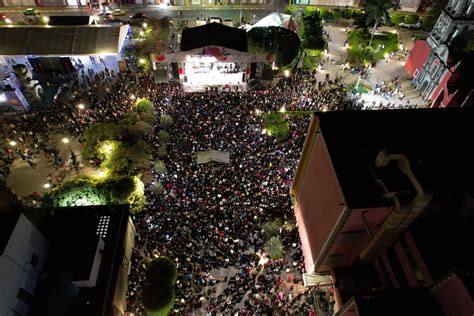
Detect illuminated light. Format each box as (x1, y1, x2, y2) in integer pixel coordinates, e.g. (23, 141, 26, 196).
(0, 93, 7, 102)
(98, 170, 106, 177)
(258, 252, 269, 266)
(130, 94, 136, 100)
(139, 30, 145, 36)
(384, 53, 390, 59)
(5, 18, 12, 24)
(43, 183, 51, 189)
(142, 22, 148, 28)
(254, 109, 261, 115)
(139, 58, 146, 64)
(284, 70, 290, 77)
(324, 49, 328, 55)
(42, 16, 49, 23)
(279, 106, 286, 113)
(261, 128, 267, 135)
(62, 137, 70, 144)
(9, 140, 17, 146)
(180, 299, 185, 303)
(77, 103, 85, 110)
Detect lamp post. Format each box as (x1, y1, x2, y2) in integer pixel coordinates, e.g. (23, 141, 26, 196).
(240, 0, 243, 24)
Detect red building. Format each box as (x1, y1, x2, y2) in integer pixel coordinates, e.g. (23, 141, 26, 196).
(405, 1, 474, 107)
(292, 109, 474, 315)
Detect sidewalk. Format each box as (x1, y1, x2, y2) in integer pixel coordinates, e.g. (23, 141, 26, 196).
(5, 133, 100, 198)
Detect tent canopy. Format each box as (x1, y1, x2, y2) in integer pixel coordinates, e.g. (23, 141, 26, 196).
(180, 23, 248, 52)
(246, 12, 292, 31)
(196, 151, 230, 164)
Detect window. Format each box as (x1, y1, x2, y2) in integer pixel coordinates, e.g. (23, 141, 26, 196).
(386, 246, 409, 287)
(17, 288, 33, 305)
(413, 69, 419, 79)
(96, 215, 110, 239)
(30, 253, 39, 267)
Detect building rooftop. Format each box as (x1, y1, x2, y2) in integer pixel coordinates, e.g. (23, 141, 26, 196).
(316, 108, 474, 209)
(0, 25, 128, 56)
(27, 204, 130, 316)
(180, 22, 248, 52)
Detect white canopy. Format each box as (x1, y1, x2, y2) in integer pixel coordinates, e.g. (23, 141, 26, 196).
(196, 151, 230, 164)
(246, 12, 292, 32)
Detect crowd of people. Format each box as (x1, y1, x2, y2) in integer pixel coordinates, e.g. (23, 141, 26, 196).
(127, 70, 349, 314)
(1, 67, 351, 314)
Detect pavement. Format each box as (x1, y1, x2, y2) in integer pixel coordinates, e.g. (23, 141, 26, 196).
(5, 133, 101, 198)
(315, 23, 424, 108)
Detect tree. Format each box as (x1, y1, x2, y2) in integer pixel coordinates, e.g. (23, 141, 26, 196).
(135, 98, 155, 113)
(364, 0, 397, 47)
(332, 9, 343, 22)
(390, 13, 405, 25)
(129, 121, 153, 137)
(422, 0, 448, 31)
(153, 160, 166, 174)
(247, 26, 301, 66)
(265, 236, 285, 260)
(353, 10, 369, 32)
(342, 8, 353, 19)
(261, 218, 284, 239)
(157, 144, 168, 158)
(159, 114, 173, 129)
(404, 14, 420, 25)
(158, 130, 170, 143)
(151, 182, 164, 197)
(301, 11, 325, 50)
(142, 257, 177, 314)
(146, 257, 177, 284)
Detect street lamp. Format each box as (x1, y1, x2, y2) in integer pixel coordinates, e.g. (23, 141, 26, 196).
(77, 103, 85, 110)
(9, 140, 16, 146)
(143, 22, 148, 28)
(43, 183, 51, 189)
(62, 137, 70, 144)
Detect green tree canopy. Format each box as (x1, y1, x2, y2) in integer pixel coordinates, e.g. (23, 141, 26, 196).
(159, 114, 173, 130)
(265, 236, 285, 260)
(342, 8, 353, 19)
(301, 11, 326, 50)
(247, 26, 301, 66)
(390, 13, 405, 25)
(146, 257, 177, 285)
(261, 218, 284, 239)
(404, 14, 420, 25)
(42, 175, 146, 213)
(364, 0, 397, 46)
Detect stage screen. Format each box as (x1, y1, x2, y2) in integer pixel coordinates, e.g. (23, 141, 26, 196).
(183, 56, 245, 87)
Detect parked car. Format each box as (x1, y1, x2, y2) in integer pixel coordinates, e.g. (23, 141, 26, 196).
(22, 8, 39, 17)
(208, 17, 222, 24)
(112, 8, 125, 16)
(130, 13, 147, 23)
(0, 12, 12, 24)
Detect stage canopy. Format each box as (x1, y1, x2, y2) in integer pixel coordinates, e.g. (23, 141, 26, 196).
(180, 22, 248, 52)
(246, 12, 292, 31)
(196, 151, 230, 164)
(0, 25, 128, 56)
